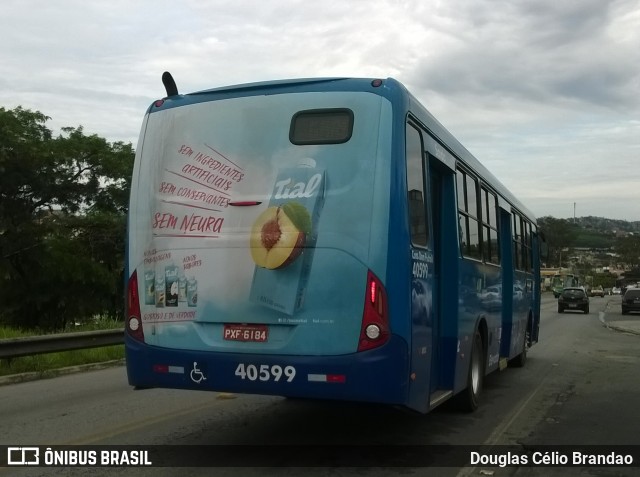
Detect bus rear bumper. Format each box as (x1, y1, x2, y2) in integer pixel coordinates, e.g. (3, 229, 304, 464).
(125, 334, 410, 406)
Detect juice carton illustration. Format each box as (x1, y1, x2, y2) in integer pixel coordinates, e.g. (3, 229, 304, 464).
(144, 269, 155, 305)
(249, 159, 325, 315)
(187, 277, 198, 307)
(155, 273, 165, 308)
(178, 272, 187, 303)
(165, 263, 179, 307)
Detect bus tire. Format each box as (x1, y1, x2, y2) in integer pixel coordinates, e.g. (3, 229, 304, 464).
(510, 328, 529, 368)
(455, 329, 484, 412)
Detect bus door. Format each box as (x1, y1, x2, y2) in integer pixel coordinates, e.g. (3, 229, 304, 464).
(531, 231, 542, 343)
(407, 126, 459, 410)
(426, 142, 459, 407)
(498, 206, 514, 358)
(406, 122, 434, 413)
(406, 124, 457, 412)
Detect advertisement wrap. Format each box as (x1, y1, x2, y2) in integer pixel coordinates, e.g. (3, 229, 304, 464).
(129, 94, 389, 355)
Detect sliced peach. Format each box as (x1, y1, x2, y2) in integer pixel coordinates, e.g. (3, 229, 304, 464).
(250, 205, 308, 269)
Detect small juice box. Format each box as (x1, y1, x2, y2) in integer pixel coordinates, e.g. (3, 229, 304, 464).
(187, 277, 198, 307)
(144, 269, 155, 305)
(165, 264, 179, 307)
(155, 273, 165, 308)
(178, 273, 187, 303)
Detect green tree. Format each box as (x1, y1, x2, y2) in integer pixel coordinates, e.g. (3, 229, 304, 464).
(0, 106, 134, 330)
(615, 235, 640, 268)
(537, 216, 579, 267)
(592, 272, 617, 289)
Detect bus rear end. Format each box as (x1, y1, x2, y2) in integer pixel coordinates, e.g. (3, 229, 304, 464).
(125, 78, 410, 406)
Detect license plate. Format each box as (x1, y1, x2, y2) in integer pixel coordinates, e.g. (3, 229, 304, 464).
(569, 304, 577, 308)
(223, 324, 268, 342)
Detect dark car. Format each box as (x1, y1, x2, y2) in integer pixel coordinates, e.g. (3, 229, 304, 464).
(621, 288, 640, 315)
(558, 287, 589, 314)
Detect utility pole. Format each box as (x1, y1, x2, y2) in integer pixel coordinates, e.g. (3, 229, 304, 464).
(559, 249, 562, 268)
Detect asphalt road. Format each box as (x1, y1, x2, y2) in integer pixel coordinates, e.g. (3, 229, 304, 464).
(1, 293, 639, 477)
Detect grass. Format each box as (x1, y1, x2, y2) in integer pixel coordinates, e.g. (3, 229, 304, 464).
(0, 317, 125, 379)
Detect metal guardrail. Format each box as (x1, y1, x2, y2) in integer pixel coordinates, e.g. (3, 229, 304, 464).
(0, 329, 124, 360)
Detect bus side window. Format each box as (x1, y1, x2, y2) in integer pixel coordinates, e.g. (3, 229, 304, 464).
(456, 168, 481, 260)
(481, 187, 500, 265)
(513, 214, 522, 270)
(406, 123, 428, 247)
(512, 213, 533, 272)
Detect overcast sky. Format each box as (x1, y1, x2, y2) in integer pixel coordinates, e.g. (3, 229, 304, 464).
(2, 0, 639, 221)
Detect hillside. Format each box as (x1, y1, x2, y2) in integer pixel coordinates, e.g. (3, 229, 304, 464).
(575, 216, 640, 234)
(569, 216, 640, 249)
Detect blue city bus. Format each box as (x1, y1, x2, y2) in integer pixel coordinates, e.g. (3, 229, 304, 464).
(125, 74, 541, 413)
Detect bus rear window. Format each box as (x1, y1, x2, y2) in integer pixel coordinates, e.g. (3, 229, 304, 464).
(290, 109, 353, 145)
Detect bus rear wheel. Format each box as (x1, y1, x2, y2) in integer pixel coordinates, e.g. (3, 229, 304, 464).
(510, 328, 529, 368)
(455, 330, 484, 412)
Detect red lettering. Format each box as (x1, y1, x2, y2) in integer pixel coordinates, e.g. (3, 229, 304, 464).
(179, 214, 224, 234)
(159, 182, 176, 194)
(153, 212, 178, 229)
(178, 145, 194, 157)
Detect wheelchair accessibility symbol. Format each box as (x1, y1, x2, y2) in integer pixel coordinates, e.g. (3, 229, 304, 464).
(190, 361, 207, 384)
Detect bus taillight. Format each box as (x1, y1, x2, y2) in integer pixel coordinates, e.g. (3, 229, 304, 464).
(126, 270, 145, 342)
(358, 271, 390, 352)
